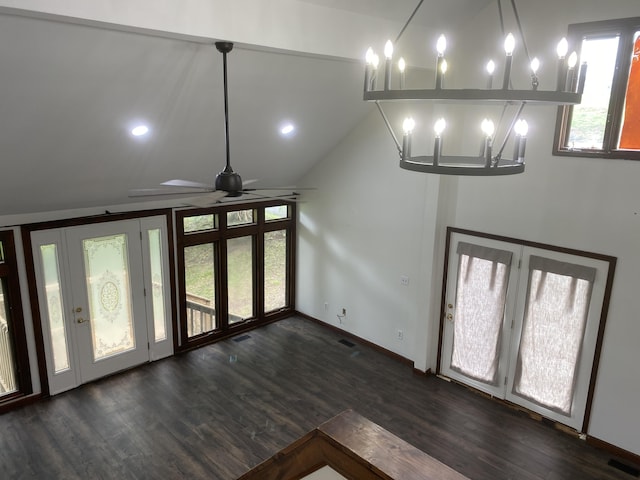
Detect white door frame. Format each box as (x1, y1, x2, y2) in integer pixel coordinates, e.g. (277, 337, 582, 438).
(31, 216, 173, 395)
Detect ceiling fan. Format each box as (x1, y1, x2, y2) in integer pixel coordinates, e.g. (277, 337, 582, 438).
(129, 41, 304, 207)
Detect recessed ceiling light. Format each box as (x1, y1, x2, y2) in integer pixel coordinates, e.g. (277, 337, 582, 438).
(280, 124, 295, 135)
(131, 125, 149, 136)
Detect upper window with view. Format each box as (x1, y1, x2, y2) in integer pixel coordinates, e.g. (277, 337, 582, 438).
(554, 17, 640, 160)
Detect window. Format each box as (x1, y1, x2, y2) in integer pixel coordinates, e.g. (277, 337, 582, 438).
(176, 201, 295, 348)
(0, 231, 32, 403)
(554, 17, 640, 159)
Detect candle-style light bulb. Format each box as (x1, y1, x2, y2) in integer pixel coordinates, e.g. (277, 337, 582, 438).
(557, 37, 569, 58)
(530, 57, 540, 90)
(481, 118, 495, 138)
(402, 117, 415, 160)
(403, 117, 415, 134)
(556, 37, 569, 91)
(433, 118, 446, 166)
(384, 40, 393, 60)
(365, 47, 375, 65)
(514, 119, 529, 137)
(504, 33, 515, 56)
(441, 59, 448, 75)
(398, 57, 406, 89)
(486, 60, 495, 89)
(566, 51, 578, 91)
(503, 33, 515, 89)
(364, 47, 375, 92)
(531, 57, 540, 74)
(436, 34, 447, 56)
(513, 119, 528, 163)
(481, 118, 495, 167)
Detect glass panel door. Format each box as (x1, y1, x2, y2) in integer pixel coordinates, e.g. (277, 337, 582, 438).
(505, 248, 608, 430)
(440, 234, 521, 397)
(66, 221, 149, 384)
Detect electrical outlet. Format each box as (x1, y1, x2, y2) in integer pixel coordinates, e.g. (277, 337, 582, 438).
(397, 329, 404, 340)
(400, 275, 410, 286)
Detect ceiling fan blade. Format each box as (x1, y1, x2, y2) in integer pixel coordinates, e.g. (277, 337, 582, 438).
(161, 179, 215, 190)
(242, 190, 302, 201)
(243, 186, 316, 191)
(128, 187, 212, 198)
(184, 191, 228, 207)
(242, 179, 258, 187)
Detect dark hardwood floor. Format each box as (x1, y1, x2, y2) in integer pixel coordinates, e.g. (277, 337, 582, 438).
(0, 316, 635, 479)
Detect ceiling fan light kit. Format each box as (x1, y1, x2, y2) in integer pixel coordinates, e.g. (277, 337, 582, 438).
(363, 0, 584, 176)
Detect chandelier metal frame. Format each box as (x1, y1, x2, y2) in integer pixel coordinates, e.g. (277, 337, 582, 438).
(364, 0, 585, 176)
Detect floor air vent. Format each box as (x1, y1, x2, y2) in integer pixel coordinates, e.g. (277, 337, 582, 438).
(339, 339, 355, 348)
(608, 459, 640, 477)
(233, 335, 251, 343)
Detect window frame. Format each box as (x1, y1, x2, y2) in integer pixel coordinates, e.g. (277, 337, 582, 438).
(553, 17, 640, 160)
(175, 200, 296, 350)
(0, 230, 33, 406)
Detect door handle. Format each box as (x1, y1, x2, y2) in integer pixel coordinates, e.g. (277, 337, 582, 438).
(77, 317, 88, 324)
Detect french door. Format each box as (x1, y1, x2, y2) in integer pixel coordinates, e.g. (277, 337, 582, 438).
(440, 231, 613, 431)
(31, 217, 173, 395)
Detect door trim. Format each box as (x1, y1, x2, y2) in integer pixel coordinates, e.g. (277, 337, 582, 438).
(437, 227, 617, 433)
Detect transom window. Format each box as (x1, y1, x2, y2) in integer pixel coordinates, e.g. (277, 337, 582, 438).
(554, 17, 640, 160)
(176, 202, 295, 348)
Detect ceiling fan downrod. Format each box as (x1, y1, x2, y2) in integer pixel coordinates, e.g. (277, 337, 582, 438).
(214, 41, 243, 195)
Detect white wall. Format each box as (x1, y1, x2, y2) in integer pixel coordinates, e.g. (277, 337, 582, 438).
(297, 102, 441, 365)
(297, 0, 640, 456)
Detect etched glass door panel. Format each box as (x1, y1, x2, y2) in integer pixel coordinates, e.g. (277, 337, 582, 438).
(40, 243, 70, 373)
(82, 234, 135, 360)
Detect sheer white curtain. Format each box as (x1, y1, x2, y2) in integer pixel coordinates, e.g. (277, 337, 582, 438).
(451, 242, 512, 385)
(513, 256, 596, 415)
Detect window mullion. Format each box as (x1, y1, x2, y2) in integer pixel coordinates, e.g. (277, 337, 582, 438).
(606, 29, 636, 152)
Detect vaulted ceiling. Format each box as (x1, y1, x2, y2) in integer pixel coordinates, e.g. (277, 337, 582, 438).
(0, 0, 492, 217)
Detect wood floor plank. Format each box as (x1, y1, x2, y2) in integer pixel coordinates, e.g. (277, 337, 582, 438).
(0, 316, 634, 479)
